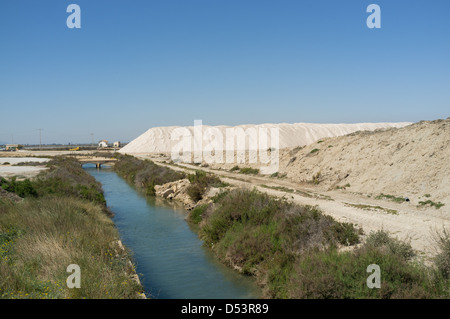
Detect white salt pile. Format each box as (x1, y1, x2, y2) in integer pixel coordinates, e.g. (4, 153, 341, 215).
(119, 122, 412, 154)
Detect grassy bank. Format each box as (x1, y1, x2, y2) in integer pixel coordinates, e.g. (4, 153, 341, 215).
(114, 154, 185, 195)
(188, 188, 450, 298)
(0, 157, 143, 299)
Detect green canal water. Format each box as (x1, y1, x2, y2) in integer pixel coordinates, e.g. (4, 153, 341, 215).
(85, 165, 260, 299)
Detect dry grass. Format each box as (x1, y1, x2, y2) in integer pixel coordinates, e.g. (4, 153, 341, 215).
(0, 196, 142, 299)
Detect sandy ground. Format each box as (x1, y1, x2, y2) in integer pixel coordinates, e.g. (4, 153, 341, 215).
(0, 156, 51, 179)
(0, 150, 97, 157)
(0, 166, 48, 179)
(138, 154, 449, 262)
(0, 157, 50, 164)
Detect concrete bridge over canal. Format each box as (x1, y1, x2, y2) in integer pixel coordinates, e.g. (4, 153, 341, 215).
(75, 156, 118, 168)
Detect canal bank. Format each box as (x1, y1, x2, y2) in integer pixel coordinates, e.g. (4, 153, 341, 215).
(85, 165, 260, 299)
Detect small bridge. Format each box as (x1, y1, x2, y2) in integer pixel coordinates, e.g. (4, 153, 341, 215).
(75, 156, 118, 168)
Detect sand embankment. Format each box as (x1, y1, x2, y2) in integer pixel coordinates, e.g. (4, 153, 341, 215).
(276, 119, 449, 207)
(119, 122, 411, 154)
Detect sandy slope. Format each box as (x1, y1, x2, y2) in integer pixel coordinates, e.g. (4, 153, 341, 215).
(277, 118, 450, 208)
(120, 122, 411, 154)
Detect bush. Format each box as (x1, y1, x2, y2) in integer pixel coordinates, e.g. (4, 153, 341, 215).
(188, 204, 208, 225)
(29, 157, 106, 205)
(418, 200, 445, 209)
(434, 229, 450, 279)
(114, 154, 185, 195)
(376, 193, 405, 203)
(1, 177, 37, 198)
(199, 188, 360, 293)
(311, 171, 321, 185)
(186, 170, 225, 202)
(289, 243, 437, 299)
(364, 230, 415, 260)
(186, 183, 205, 202)
(239, 167, 259, 175)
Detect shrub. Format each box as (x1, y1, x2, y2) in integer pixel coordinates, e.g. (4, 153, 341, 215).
(239, 167, 259, 175)
(186, 170, 225, 202)
(186, 183, 205, 202)
(199, 188, 360, 293)
(114, 154, 185, 195)
(0, 177, 37, 198)
(29, 157, 106, 205)
(311, 171, 321, 185)
(289, 243, 437, 299)
(376, 193, 405, 203)
(364, 230, 415, 260)
(434, 229, 450, 279)
(418, 200, 445, 209)
(188, 205, 208, 225)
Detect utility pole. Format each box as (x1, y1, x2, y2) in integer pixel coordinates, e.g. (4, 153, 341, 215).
(90, 133, 94, 147)
(36, 128, 43, 149)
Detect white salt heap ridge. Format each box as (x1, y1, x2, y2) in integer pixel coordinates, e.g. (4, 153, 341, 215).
(119, 122, 412, 154)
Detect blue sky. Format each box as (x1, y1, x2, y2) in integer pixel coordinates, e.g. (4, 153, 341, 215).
(1, 0, 449, 144)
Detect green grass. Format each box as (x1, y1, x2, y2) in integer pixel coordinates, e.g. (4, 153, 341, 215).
(309, 148, 319, 154)
(229, 166, 259, 175)
(375, 193, 405, 203)
(345, 203, 398, 215)
(187, 204, 208, 225)
(239, 167, 260, 175)
(418, 200, 445, 209)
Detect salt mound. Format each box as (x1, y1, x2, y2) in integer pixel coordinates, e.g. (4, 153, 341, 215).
(120, 122, 412, 154)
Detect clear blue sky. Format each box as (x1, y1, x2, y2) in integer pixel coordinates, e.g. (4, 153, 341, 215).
(1, 0, 449, 144)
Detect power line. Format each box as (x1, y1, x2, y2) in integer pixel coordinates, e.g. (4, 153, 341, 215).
(36, 128, 43, 149)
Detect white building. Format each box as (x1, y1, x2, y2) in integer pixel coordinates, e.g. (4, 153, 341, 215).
(98, 140, 108, 148)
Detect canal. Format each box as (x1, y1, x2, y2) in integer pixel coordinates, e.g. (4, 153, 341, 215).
(84, 165, 260, 299)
